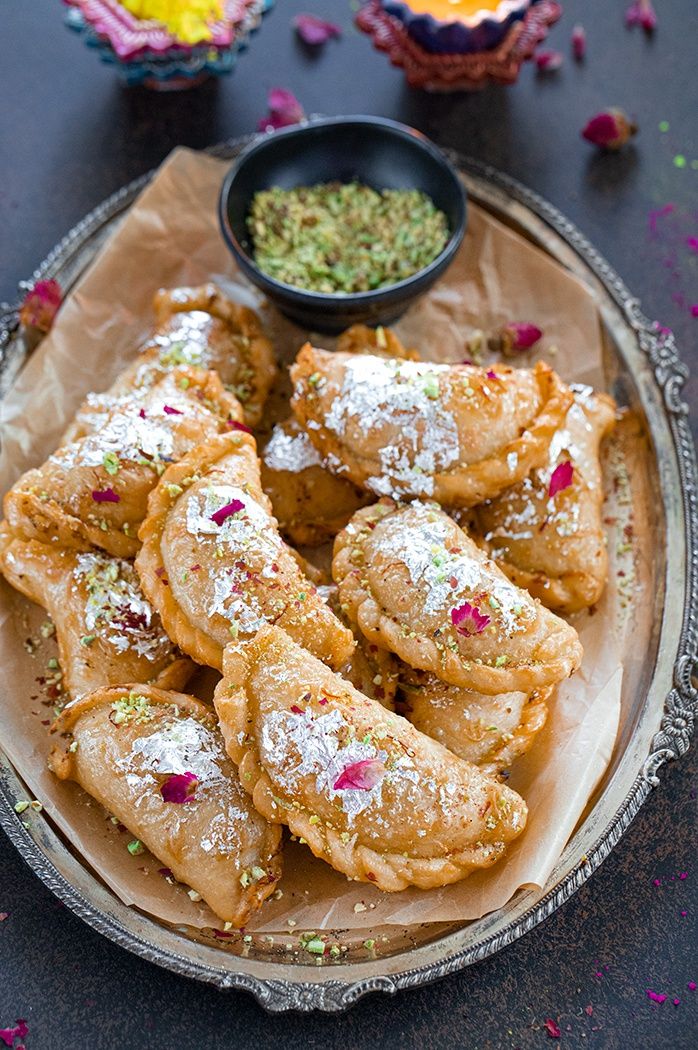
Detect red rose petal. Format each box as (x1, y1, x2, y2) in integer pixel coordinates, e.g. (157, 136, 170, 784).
(0, 1021, 28, 1048)
(227, 420, 252, 433)
(451, 602, 491, 636)
(210, 499, 245, 526)
(290, 705, 305, 714)
(91, 487, 120, 503)
(626, 0, 657, 31)
(162, 404, 183, 415)
(294, 13, 341, 46)
(548, 461, 574, 498)
(571, 24, 586, 60)
(535, 49, 563, 72)
(543, 1018, 561, 1038)
(160, 771, 198, 804)
(501, 321, 543, 352)
(333, 758, 385, 791)
(582, 109, 637, 150)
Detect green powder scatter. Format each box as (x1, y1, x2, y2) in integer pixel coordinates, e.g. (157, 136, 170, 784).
(659, 121, 670, 133)
(673, 155, 687, 169)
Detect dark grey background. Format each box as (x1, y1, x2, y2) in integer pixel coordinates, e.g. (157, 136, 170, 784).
(1, 1, 697, 1047)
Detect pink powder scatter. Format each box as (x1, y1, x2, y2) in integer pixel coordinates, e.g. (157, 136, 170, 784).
(647, 989, 667, 1004)
(691, 306, 698, 317)
(687, 237, 698, 253)
(673, 998, 681, 1006)
(648, 203, 675, 235)
(653, 878, 661, 886)
(688, 982, 697, 991)
(679, 872, 688, 879)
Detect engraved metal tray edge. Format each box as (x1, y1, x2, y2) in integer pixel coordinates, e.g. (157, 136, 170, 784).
(0, 135, 695, 1013)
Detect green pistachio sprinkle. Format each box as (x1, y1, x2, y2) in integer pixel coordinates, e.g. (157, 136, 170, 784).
(363, 939, 376, 951)
(304, 937, 326, 955)
(127, 839, 144, 856)
(248, 181, 449, 295)
(14, 801, 30, 814)
(80, 635, 96, 647)
(102, 451, 120, 475)
(166, 483, 183, 497)
(495, 655, 509, 667)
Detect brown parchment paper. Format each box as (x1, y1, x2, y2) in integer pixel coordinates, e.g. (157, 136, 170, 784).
(0, 147, 637, 934)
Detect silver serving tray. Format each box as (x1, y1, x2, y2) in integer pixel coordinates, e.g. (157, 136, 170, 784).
(0, 138, 696, 1013)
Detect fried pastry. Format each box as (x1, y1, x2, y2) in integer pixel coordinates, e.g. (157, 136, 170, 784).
(335, 323, 419, 360)
(333, 500, 582, 694)
(4, 366, 242, 559)
(399, 667, 550, 774)
(213, 625, 528, 892)
(260, 419, 373, 547)
(136, 430, 355, 672)
(469, 387, 617, 613)
(320, 584, 398, 709)
(50, 685, 282, 925)
(0, 537, 191, 698)
(291, 347, 572, 506)
(64, 284, 276, 441)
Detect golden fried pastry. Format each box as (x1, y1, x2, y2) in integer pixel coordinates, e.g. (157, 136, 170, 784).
(399, 667, 550, 774)
(4, 366, 242, 560)
(333, 500, 582, 695)
(291, 347, 572, 506)
(336, 323, 419, 360)
(320, 584, 398, 708)
(213, 625, 527, 892)
(469, 387, 617, 613)
(0, 536, 191, 698)
(50, 685, 282, 925)
(260, 419, 373, 547)
(64, 284, 276, 441)
(136, 430, 355, 672)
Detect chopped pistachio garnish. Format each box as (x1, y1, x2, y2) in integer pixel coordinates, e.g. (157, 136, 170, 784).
(248, 181, 449, 294)
(127, 839, 144, 856)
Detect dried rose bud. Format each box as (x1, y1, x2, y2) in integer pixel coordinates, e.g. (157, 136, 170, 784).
(490, 322, 543, 356)
(581, 109, 637, 150)
(257, 88, 305, 132)
(535, 50, 563, 72)
(571, 24, 586, 60)
(626, 0, 657, 31)
(19, 278, 62, 333)
(293, 13, 341, 46)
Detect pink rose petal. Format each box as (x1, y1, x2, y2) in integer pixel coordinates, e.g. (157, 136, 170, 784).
(227, 420, 252, 433)
(582, 109, 637, 150)
(535, 50, 563, 72)
(549, 461, 574, 498)
(210, 499, 245, 525)
(486, 369, 499, 380)
(290, 704, 305, 714)
(160, 771, 198, 804)
(333, 758, 385, 791)
(0, 1021, 28, 1048)
(19, 278, 62, 333)
(451, 602, 491, 636)
(571, 24, 586, 60)
(294, 13, 341, 46)
(257, 88, 305, 132)
(544, 1018, 561, 1038)
(162, 404, 183, 415)
(91, 487, 120, 503)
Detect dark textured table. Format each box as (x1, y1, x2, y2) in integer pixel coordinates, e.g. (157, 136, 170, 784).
(1, 1, 697, 1047)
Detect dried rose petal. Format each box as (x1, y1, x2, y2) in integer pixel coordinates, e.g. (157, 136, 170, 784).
(544, 1018, 561, 1038)
(19, 279, 62, 333)
(162, 404, 183, 415)
(290, 704, 305, 714)
(333, 758, 385, 791)
(571, 24, 586, 60)
(647, 989, 667, 1003)
(626, 0, 657, 31)
(535, 49, 563, 71)
(582, 109, 637, 150)
(549, 461, 574, 498)
(0, 1021, 28, 1048)
(486, 369, 499, 381)
(227, 420, 252, 433)
(451, 602, 491, 636)
(138, 407, 147, 419)
(210, 499, 245, 525)
(91, 487, 120, 503)
(160, 771, 198, 804)
(494, 321, 543, 356)
(294, 13, 341, 46)
(257, 88, 305, 132)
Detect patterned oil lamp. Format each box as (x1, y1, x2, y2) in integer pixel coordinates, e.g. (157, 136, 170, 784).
(62, 0, 274, 89)
(356, 0, 562, 90)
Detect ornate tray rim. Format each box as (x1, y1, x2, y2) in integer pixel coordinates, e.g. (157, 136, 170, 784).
(0, 135, 696, 1013)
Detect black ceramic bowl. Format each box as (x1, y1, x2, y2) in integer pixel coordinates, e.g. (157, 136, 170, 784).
(218, 116, 467, 334)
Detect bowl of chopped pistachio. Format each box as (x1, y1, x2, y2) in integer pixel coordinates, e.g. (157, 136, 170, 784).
(218, 116, 467, 332)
